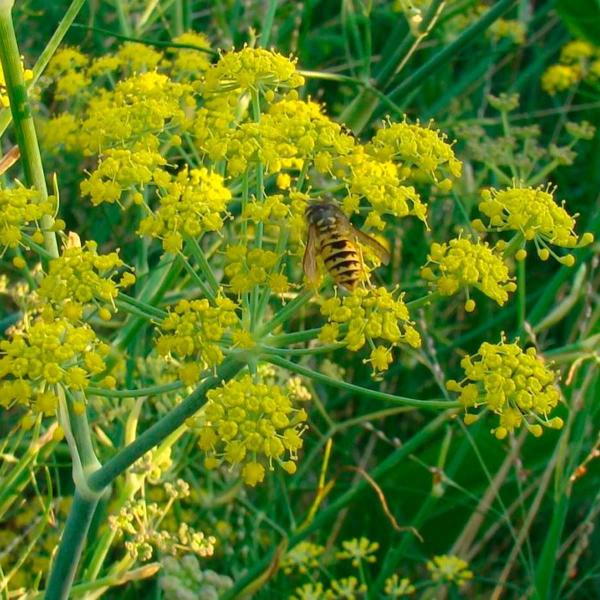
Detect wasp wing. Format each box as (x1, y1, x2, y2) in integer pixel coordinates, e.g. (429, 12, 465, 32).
(302, 223, 320, 285)
(353, 229, 391, 265)
(336, 213, 390, 266)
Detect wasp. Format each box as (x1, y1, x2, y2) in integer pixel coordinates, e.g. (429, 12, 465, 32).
(303, 202, 390, 291)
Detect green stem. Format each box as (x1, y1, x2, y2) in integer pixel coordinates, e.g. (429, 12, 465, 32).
(502, 232, 525, 257)
(88, 356, 244, 491)
(115, 294, 168, 320)
(389, 0, 447, 81)
(44, 491, 99, 600)
(259, 343, 344, 356)
(0, 0, 86, 137)
(256, 290, 313, 337)
(185, 236, 220, 297)
(70, 23, 218, 56)
(21, 232, 53, 259)
(250, 90, 265, 330)
(87, 380, 184, 398)
(406, 291, 440, 310)
(0, 1, 58, 257)
(259, 0, 278, 48)
(266, 327, 322, 346)
(263, 353, 459, 410)
(517, 258, 526, 334)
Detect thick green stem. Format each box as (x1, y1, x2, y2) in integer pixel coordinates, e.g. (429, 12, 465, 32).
(0, 0, 86, 137)
(88, 356, 245, 491)
(0, 2, 58, 257)
(44, 492, 99, 600)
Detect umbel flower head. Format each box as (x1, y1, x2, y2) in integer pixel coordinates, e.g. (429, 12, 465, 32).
(0, 183, 54, 249)
(223, 244, 289, 296)
(109, 490, 216, 561)
(0, 312, 109, 425)
(426, 554, 473, 588)
(137, 166, 232, 254)
(475, 185, 594, 264)
(38, 234, 135, 321)
(202, 46, 304, 97)
(366, 119, 462, 187)
(192, 374, 309, 486)
(541, 39, 600, 94)
(80, 136, 167, 206)
(220, 97, 355, 177)
(384, 574, 416, 597)
(167, 32, 212, 76)
(319, 286, 421, 373)
(281, 541, 325, 575)
(155, 297, 239, 384)
(336, 537, 379, 567)
(420, 237, 516, 312)
(446, 338, 562, 439)
(44, 70, 194, 155)
(325, 577, 367, 599)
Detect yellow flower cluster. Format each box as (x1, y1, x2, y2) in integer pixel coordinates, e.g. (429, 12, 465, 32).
(38, 239, 135, 321)
(476, 186, 594, 264)
(80, 137, 167, 205)
(114, 42, 163, 73)
(110, 494, 216, 561)
(138, 167, 231, 253)
(45, 71, 194, 155)
(167, 32, 212, 76)
(446, 339, 562, 439)
(420, 238, 516, 311)
(0, 315, 109, 422)
(541, 39, 600, 94)
(155, 297, 239, 383)
(0, 184, 54, 248)
(341, 151, 427, 228)
(202, 47, 304, 96)
(291, 583, 326, 600)
(194, 374, 308, 486)
(333, 119, 461, 227)
(325, 577, 367, 599)
(319, 287, 421, 373)
(46, 47, 90, 100)
(281, 541, 325, 575)
(221, 97, 355, 177)
(336, 537, 379, 567)
(426, 554, 473, 588)
(384, 574, 416, 597)
(366, 120, 462, 187)
(488, 18, 527, 45)
(224, 244, 289, 295)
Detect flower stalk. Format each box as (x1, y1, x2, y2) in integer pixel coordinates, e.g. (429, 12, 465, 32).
(0, 1, 58, 257)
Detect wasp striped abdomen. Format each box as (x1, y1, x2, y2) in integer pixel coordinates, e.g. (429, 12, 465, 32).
(303, 202, 388, 291)
(317, 222, 363, 289)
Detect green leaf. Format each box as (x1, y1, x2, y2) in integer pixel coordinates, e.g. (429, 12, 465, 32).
(556, 0, 600, 43)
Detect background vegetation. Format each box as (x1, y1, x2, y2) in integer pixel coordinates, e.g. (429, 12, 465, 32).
(1, 0, 599, 598)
